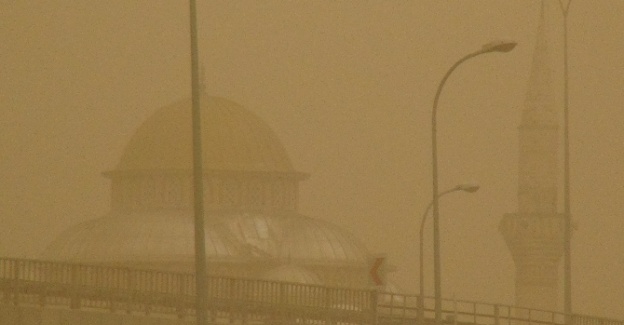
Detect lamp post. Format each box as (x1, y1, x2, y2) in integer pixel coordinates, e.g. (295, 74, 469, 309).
(557, 0, 573, 321)
(431, 40, 516, 325)
(189, 1, 209, 325)
(419, 184, 479, 324)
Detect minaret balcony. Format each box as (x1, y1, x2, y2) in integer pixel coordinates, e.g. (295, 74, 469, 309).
(500, 213, 564, 262)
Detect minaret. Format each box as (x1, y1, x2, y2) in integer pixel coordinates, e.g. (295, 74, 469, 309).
(500, 1, 563, 312)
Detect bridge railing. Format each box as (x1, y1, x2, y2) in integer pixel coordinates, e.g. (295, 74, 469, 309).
(0, 257, 622, 325)
(378, 291, 623, 325)
(0, 257, 376, 322)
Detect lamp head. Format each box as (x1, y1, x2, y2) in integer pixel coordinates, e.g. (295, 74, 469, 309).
(481, 40, 517, 53)
(456, 183, 480, 193)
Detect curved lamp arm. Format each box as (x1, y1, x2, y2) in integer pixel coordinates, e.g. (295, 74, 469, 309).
(419, 184, 480, 249)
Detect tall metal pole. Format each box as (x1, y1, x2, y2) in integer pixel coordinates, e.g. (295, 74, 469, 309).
(558, 0, 573, 321)
(431, 41, 516, 325)
(189, 0, 209, 324)
(432, 50, 485, 325)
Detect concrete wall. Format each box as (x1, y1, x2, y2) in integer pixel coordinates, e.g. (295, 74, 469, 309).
(0, 305, 194, 325)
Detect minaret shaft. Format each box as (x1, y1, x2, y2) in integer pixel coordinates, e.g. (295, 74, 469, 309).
(500, 1, 563, 312)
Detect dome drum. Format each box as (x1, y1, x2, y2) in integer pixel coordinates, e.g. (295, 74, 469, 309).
(109, 173, 303, 213)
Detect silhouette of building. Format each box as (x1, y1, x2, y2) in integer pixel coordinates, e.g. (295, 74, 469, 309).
(500, 2, 563, 312)
(42, 95, 373, 288)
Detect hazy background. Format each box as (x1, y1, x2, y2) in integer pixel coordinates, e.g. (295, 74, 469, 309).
(2, 0, 623, 319)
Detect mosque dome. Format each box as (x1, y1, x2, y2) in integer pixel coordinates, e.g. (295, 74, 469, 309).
(112, 96, 295, 174)
(42, 95, 374, 287)
(42, 212, 243, 267)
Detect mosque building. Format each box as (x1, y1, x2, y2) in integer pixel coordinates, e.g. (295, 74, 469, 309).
(42, 95, 374, 289)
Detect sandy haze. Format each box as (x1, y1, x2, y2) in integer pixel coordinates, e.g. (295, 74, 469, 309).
(1, 0, 623, 319)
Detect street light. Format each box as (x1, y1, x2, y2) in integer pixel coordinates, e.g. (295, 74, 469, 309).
(419, 184, 479, 324)
(431, 40, 516, 325)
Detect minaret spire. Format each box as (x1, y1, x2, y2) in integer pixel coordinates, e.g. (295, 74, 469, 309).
(523, 0, 557, 128)
(500, 0, 563, 314)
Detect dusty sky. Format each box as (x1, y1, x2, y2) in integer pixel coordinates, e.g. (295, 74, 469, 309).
(2, 0, 624, 319)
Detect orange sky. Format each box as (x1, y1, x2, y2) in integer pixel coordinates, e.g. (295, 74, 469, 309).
(1, 0, 623, 319)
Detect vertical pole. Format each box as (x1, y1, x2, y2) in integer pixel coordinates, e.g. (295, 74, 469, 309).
(189, 1, 208, 325)
(419, 217, 426, 325)
(429, 46, 512, 325)
(432, 95, 441, 325)
(557, 0, 573, 321)
(562, 8, 572, 324)
(430, 51, 480, 325)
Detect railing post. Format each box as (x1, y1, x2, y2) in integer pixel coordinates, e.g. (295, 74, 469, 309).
(126, 269, 134, 314)
(38, 287, 47, 308)
(240, 279, 248, 325)
(107, 268, 116, 313)
(69, 264, 80, 309)
(370, 288, 379, 325)
(12, 259, 20, 306)
(229, 278, 236, 324)
(279, 282, 287, 325)
(325, 286, 334, 325)
(551, 310, 556, 325)
(419, 295, 425, 325)
(210, 276, 217, 324)
(494, 304, 500, 325)
(177, 273, 186, 319)
(37, 261, 47, 308)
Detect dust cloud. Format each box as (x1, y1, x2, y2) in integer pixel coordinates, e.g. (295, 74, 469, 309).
(1, 0, 623, 320)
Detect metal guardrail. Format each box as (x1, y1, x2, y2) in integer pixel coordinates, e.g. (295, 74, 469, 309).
(0, 257, 621, 325)
(376, 291, 623, 325)
(0, 257, 376, 323)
